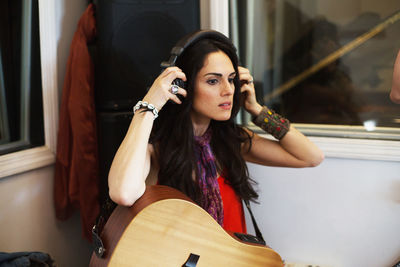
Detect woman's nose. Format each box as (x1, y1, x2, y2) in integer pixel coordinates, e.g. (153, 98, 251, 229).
(221, 79, 234, 96)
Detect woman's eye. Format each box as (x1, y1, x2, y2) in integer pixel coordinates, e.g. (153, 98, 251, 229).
(207, 79, 218, 85)
(228, 78, 235, 83)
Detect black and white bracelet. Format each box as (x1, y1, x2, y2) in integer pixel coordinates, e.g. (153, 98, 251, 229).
(133, 101, 158, 119)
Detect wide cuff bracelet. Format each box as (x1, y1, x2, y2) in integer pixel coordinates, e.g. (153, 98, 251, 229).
(252, 106, 290, 140)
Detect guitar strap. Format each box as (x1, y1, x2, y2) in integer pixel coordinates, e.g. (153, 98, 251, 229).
(244, 199, 265, 243)
(92, 197, 117, 258)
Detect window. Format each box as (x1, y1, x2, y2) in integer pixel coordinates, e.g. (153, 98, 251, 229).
(0, 0, 44, 155)
(230, 0, 400, 141)
(0, 0, 58, 178)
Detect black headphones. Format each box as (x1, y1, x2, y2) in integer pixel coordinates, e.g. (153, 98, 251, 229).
(160, 29, 235, 89)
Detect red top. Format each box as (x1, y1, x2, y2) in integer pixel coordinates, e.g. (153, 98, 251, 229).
(218, 176, 247, 234)
(158, 176, 247, 233)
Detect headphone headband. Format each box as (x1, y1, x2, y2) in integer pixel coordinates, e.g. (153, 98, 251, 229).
(160, 30, 234, 68)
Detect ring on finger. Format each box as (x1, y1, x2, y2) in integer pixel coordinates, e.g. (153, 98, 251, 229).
(248, 80, 254, 84)
(170, 84, 179, 95)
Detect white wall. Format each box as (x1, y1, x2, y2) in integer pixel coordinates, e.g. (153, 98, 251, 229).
(0, 1, 92, 266)
(247, 158, 400, 267)
(0, 166, 92, 266)
(55, 0, 88, 97)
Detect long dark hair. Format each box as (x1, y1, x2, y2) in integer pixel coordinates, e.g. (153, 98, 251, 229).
(150, 37, 259, 203)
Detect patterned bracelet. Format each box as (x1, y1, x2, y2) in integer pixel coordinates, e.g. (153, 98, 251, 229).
(133, 101, 158, 119)
(252, 106, 290, 140)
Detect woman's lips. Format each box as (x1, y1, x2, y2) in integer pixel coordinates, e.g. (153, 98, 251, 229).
(219, 102, 232, 110)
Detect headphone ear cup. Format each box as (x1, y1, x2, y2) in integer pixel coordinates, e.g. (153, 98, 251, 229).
(172, 78, 186, 89)
(172, 78, 185, 103)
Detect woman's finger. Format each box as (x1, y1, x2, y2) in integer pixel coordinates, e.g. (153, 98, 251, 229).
(238, 67, 254, 85)
(168, 85, 187, 98)
(162, 67, 187, 84)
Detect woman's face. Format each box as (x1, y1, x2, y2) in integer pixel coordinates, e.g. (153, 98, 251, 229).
(191, 50, 236, 127)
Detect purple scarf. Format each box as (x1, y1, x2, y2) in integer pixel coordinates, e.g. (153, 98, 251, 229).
(194, 128, 224, 226)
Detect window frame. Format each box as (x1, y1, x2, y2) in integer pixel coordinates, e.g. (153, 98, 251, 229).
(216, 0, 400, 162)
(0, 0, 58, 178)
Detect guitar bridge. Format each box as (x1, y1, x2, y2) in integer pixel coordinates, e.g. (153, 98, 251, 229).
(182, 253, 200, 267)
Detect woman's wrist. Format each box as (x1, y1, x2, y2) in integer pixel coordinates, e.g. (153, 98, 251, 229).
(133, 100, 159, 119)
(247, 103, 263, 117)
(251, 106, 290, 140)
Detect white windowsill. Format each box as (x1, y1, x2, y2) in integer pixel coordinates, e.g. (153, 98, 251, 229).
(249, 132, 400, 163)
(297, 124, 400, 162)
(309, 136, 400, 162)
(0, 146, 55, 178)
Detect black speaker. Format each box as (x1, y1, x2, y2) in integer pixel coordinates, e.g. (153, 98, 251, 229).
(97, 111, 133, 202)
(95, 0, 200, 111)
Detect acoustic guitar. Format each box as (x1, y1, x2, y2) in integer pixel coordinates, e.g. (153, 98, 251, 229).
(89, 185, 283, 267)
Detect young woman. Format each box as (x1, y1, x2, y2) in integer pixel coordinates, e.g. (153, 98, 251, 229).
(107, 30, 324, 233)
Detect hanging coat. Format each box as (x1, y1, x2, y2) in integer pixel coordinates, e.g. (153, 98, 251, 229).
(54, 3, 99, 241)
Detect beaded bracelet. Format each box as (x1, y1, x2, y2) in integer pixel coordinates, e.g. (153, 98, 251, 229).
(133, 101, 158, 119)
(252, 106, 290, 140)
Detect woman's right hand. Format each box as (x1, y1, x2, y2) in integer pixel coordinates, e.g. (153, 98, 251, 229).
(142, 66, 187, 111)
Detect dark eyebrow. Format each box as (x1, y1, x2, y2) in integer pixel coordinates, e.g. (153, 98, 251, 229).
(204, 72, 222, 77)
(229, 72, 237, 77)
(204, 72, 236, 77)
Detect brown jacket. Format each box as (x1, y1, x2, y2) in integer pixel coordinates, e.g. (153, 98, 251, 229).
(54, 3, 99, 241)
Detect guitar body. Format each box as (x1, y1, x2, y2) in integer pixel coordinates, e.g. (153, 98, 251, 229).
(90, 185, 283, 267)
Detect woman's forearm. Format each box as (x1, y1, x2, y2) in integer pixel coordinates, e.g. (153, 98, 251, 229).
(279, 125, 324, 167)
(108, 110, 154, 206)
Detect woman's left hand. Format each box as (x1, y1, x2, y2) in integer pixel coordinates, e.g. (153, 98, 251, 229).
(238, 66, 262, 116)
